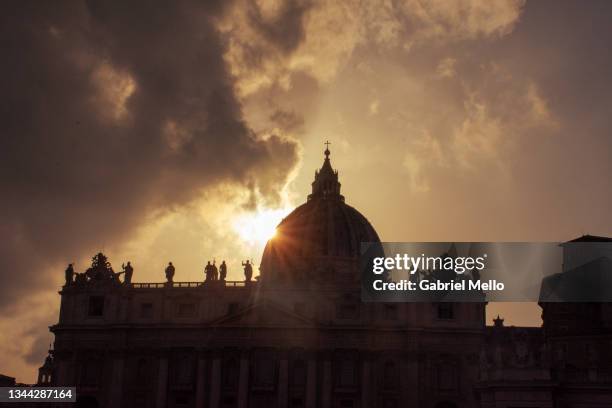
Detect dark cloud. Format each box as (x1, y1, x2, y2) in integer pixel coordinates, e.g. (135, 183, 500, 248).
(269, 110, 305, 132)
(247, 0, 312, 54)
(0, 0, 300, 311)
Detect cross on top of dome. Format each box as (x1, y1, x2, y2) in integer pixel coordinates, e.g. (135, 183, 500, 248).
(308, 141, 344, 201)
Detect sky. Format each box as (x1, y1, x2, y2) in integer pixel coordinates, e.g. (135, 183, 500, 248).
(1, 0, 612, 383)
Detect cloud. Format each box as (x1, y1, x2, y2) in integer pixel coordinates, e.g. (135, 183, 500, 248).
(403, 130, 445, 192)
(223, 0, 525, 97)
(396, 0, 525, 45)
(0, 0, 302, 380)
(436, 57, 457, 78)
(452, 93, 505, 169)
(451, 66, 559, 171)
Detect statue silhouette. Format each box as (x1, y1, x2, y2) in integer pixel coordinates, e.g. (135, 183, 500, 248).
(212, 260, 218, 281)
(242, 260, 253, 282)
(121, 261, 133, 285)
(219, 260, 227, 281)
(165, 262, 175, 283)
(64, 263, 74, 286)
(204, 261, 212, 282)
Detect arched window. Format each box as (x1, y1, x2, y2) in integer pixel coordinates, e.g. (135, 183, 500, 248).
(254, 354, 276, 387)
(291, 359, 306, 386)
(337, 360, 357, 388)
(80, 359, 101, 385)
(382, 360, 398, 390)
(175, 356, 193, 384)
(223, 358, 239, 389)
(87, 296, 105, 317)
(135, 358, 149, 385)
(437, 362, 458, 391)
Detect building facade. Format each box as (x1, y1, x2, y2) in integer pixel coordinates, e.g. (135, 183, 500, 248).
(46, 149, 612, 408)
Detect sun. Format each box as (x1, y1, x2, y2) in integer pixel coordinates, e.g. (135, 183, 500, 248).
(232, 206, 292, 245)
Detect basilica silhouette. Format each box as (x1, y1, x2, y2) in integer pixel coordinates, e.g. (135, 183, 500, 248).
(40, 148, 612, 408)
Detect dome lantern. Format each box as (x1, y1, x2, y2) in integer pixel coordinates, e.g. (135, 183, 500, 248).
(308, 141, 344, 202)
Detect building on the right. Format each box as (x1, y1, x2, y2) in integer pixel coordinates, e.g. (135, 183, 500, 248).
(478, 235, 612, 408)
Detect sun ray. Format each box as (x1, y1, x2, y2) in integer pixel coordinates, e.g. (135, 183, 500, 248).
(232, 206, 292, 246)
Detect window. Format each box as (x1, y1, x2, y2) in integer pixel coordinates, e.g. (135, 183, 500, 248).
(39, 373, 51, 385)
(291, 360, 306, 386)
(135, 358, 149, 385)
(253, 351, 276, 387)
(80, 359, 101, 385)
(174, 356, 193, 384)
(177, 303, 196, 317)
(437, 364, 457, 391)
(255, 359, 276, 387)
(88, 296, 105, 317)
(223, 359, 239, 388)
(140, 303, 153, 318)
(383, 304, 398, 320)
(338, 360, 357, 387)
(382, 361, 398, 390)
(437, 303, 454, 320)
(555, 343, 567, 360)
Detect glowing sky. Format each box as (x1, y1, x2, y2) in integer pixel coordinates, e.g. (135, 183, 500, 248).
(1, 0, 612, 382)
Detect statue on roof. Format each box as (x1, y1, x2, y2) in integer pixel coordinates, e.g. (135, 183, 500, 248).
(121, 261, 133, 285)
(242, 259, 253, 282)
(64, 263, 74, 286)
(212, 260, 218, 281)
(219, 260, 227, 281)
(86, 252, 115, 281)
(165, 262, 175, 283)
(204, 261, 213, 282)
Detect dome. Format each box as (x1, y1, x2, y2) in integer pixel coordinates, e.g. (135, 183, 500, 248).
(260, 145, 381, 285)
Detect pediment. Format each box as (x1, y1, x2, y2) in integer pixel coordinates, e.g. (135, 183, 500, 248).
(210, 300, 315, 328)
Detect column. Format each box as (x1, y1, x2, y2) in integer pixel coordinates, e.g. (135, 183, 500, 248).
(209, 355, 221, 408)
(156, 356, 168, 408)
(361, 355, 370, 408)
(109, 355, 124, 408)
(401, 351, 419, 407)
(195, 352, 207, 408)
(278, 356, 289, 408)
(238, 351, 250, 408)
(322, 353, 332, 408)
(305, 355, 317, 408)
